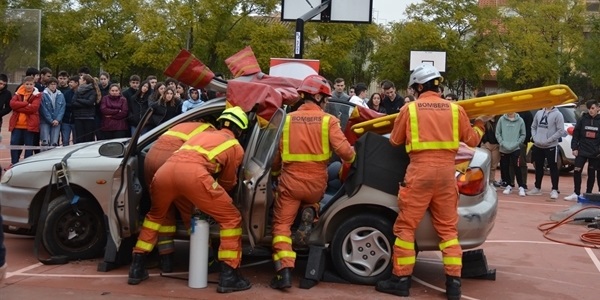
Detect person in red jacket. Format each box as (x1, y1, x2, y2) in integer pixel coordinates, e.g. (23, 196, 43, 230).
(376, 64, 487, 300)
(269, 75, 356, 289)
(8, 76, 41, 166)
(129, 106, 251, 293)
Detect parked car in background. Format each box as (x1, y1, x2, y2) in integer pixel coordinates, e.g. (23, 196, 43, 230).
(0, 94, 498, 285)
(527, 103, 577, 172)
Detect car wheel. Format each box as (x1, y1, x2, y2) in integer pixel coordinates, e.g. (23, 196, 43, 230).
(43, 196, 107, 260)
(330, 213, 394, 285)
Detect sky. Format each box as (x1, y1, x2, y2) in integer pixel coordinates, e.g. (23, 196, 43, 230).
(372, 0, 422, 23)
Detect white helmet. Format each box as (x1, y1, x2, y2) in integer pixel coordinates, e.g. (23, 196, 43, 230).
(408, 64, 443, 87)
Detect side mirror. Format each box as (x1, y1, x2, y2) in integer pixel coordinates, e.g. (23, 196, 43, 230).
(99, 142, 126, 158)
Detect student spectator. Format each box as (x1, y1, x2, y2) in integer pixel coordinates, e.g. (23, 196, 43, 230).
(78, 66, 91, 76)
(148, 86, 179, 128)
(128, 80, 151, 135)
(404, 95, 415, 104)
(445, 93, 458, 101)
(72, 74, 101, 143)
(61, 76, 78, 145)
(564, 100, 600, 201)
(0, 74, 12, 135)
(122, 75, 141, 104)
(100, 84, 129, 139)
(39, 67, 53, 89)
(513, 110, 534, 190)
(368, 92, 386, 113)
(477, 91, 502, 187)
(39, 77, 66, 147)
(331, 78, 350, 102)
(57, 71, 70, 93)
(176, 82, 189, 103)
(181, 87, 204, 113)
(496, 111, 526, 196)
(165, 77, 178, 91)
(145, 75, 158, 93)
(348, 83, 369, 108)
(98, 72, 111, 97)
(8, 76, 41, 166)
(527, 106, 566, 200)
(381, 81, 403, 115)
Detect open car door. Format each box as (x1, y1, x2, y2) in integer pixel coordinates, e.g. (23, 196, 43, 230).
(238, 108, 286, 247)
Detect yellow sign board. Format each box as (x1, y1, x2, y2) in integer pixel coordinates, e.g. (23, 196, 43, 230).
(352, 84, 577, 136)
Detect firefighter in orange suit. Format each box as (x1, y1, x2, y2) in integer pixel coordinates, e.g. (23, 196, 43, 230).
(129, 106, 252, 293)
(269, 75, 356, 289)
(375, 64, 487, 300)
(142, 121, 214, 273)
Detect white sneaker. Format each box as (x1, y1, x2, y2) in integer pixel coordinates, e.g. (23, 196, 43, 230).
(518, 187, 526, 197)
(526, 187, 542, 196)
(550, 190, 559, 200)
(502, 186, 512, 195)
(564, 193, 578, 201)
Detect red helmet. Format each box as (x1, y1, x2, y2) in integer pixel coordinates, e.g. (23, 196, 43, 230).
(298, 75, 332, 97)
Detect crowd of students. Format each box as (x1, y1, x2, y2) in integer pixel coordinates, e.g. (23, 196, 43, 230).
(0, 67, 217, 169)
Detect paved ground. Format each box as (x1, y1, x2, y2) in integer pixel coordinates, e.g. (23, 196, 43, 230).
(2, 114, 600, 299)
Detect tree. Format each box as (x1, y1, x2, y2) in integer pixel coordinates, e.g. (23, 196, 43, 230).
(491, 0, 585, 90)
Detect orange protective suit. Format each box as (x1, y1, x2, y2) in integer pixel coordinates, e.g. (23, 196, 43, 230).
(134, 128, 245, 269)
(142, 122, 214, 254)
(388, 91, 484, 277)
(270, 102, 355, 271)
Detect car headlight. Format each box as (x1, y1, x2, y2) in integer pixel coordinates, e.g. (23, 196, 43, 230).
(1, 169, 12, 183)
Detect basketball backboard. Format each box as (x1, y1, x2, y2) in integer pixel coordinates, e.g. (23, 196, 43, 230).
(409, 51, 446, 72)
(281, 0, 373, 23)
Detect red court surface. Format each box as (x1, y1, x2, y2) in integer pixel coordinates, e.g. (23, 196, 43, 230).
(1, 114, 600, 299)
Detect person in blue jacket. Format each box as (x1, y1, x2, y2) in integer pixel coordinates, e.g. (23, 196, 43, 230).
(39, 77, 66, 147)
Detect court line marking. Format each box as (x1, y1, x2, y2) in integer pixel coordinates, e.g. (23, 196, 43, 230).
(500, 199, 569, 207)
(6, 263, 43, 278)
(584, 247, 600, 273)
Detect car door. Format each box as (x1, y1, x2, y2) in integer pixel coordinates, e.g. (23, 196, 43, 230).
(239, 108, 286, 247)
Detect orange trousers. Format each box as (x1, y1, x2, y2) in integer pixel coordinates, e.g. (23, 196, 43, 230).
(392, 162, 462, 277)
(134, 161, 243, 268)
(143, 144, 183, 254)
(271, 164, 326, 271)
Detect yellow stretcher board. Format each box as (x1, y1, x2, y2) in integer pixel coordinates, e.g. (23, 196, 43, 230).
(351, 84, 577, 136)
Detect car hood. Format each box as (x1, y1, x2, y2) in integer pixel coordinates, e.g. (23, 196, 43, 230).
(14, 140, 125, 166)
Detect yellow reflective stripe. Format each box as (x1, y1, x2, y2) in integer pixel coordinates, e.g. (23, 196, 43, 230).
(157, 240, 173, 246)
(406, 102, 460, 152)
(220, 228, 242, 237)
(396, 256, 416, 265)
(158, 225, 176, 233)
(273, 250, 297, 261)
(135, 240, 154, 252)
(163, 124, 211, 140)
(443, 257, 462, 266)
(188, 123, 212, 137)
(394, 238, 415, 250)
(272, 235, 293, 245)
(142, 219, 161, 231)
(163, 131, 189, 140)
(439, 238, 459, 250)
(180, 139, 239, 160)
(473, 126, 484, 137)
(218, 250, 240, 259)
(281, 115, 331, 162)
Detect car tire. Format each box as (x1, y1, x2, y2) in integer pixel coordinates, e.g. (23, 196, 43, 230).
(42, 196, 107, 260)
(330, 213, 395, 285)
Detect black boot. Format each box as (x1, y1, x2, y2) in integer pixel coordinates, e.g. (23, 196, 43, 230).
(375, 275, 411, 297)
(128, 253, 149, 285)
(294, 207, 315, 246)
(270, 267, 292, 289)
(217, 263, 252, 293)
(445, 275, 461, 300)
(160, 253, 174, 273)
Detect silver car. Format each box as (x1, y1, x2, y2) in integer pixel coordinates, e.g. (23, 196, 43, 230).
(0, 98, 497, 284)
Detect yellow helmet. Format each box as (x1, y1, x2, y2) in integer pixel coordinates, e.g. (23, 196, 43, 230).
(217, 106, 248, 130)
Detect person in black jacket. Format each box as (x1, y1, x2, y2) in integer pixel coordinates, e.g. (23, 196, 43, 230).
(72, 74, 101, 143)
(0, 74, 12, 135)
(148, 87, 180, 128)
(514, 109, 533, 189)
(565, 100, 600, 201)
(128, 80, 151, 136)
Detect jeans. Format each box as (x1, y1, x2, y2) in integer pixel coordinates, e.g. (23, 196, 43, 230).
(61, 122, 75, 146)
(10, 128, 36, 165)
(40, 122, 61, 146)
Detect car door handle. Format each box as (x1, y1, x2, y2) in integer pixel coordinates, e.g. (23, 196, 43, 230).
(243, 179, 254, 188)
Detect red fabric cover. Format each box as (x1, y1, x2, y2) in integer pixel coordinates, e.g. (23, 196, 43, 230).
(164, 49, 215, 88)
